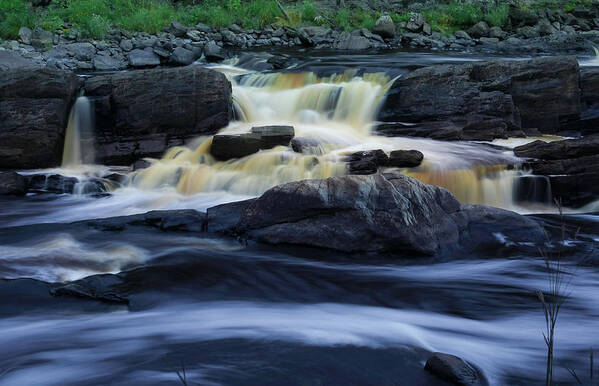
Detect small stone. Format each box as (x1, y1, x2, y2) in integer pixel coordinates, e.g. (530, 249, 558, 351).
(372, 14, 396, 39)
(18, 27, 32, 45)
(128, 49, 160, 67)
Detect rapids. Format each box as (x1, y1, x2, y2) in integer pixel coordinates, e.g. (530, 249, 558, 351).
(1, 51, 598, 386)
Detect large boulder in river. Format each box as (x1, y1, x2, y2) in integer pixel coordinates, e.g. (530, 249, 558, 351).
(210, 125, 294, 160)
(206, 173, 545, 256)
(84, 66, 233, 165)
(0, 68, 80, 169)
(378, 56, 581, 135)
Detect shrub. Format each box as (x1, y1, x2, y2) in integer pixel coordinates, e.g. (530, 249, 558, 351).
(0, 0, 34, 39)
(334, 8, 351, 31)
(485, 4, 509, 28)
(448, 1, 483, 27)
(300, 0, 316, 22)
(117, 4, 177, 34)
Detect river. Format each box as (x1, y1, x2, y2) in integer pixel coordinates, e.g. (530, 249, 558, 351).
(0, 49, 598, 385)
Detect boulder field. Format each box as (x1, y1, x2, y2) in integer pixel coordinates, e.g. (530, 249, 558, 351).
(84, 173, 545, 257)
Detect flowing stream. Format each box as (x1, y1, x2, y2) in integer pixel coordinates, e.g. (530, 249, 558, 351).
(1, 51, 598, 385)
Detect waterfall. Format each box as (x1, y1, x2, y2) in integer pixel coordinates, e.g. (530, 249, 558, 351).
(130, 67, 550, 211)
(62, 96, 95, 167)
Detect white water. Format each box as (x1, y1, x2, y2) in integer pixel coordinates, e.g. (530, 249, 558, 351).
(62, 96, 94, 167)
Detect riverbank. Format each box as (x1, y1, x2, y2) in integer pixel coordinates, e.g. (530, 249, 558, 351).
(2, 3, 599, 71)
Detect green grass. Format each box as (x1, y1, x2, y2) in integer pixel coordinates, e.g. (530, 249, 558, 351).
(1, 0, 597, 42)
(485, 4, 509, 27)
(0, 0, 35, 39)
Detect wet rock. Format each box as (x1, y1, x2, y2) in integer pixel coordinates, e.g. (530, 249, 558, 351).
(514, 135, 599, 160)
(84, 66, 232, 165)
(204, 41, 225, 62)
(425, 352, 488, 386)
(0, 68, 80, 169)
(290, 137, 326, 155)
(376, 121, 463, 141)
(469, 21, 490, 38)
(212, 173, 544, 255)
(0, 171, 27, 196)
(128, 49, 160, 67)
(206, 199, 256, 233)
(51, 275, 129, 304)
(387, 150, 424, 167)
(86, 209, 206, 232)
(372, 14, 395, 39)
(45, 174, 78, 194)
(170, 47, 197, 66)
(133, 159, 152, 171)
(379, 56, 581, 135)
(347, 150, 388, 175)
(210, 125, 294, 161)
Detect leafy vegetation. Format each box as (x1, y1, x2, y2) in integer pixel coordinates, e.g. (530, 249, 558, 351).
(0, 0, 597, 40)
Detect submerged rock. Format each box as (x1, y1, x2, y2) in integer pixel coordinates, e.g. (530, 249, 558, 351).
(514, 135, 599, 160)
(425, 352, 488, 386)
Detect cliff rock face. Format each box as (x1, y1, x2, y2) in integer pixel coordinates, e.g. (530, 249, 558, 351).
(378, 56, 581, 136)
(84, 66, 233, 165)
(0, 68, 80, 169)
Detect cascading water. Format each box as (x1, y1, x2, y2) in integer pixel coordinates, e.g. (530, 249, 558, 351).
(62, 96, 95, 168)
(130, 65, 534, 210)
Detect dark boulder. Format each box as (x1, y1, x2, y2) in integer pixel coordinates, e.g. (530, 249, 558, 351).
(514, 135, 599, 160)
(378, 56, 581, 135)
(84, 66, 232, 165)
(0, 172, 27, 196)
(347, 150, 388, 175)
(425, 352, 488, 386)
(0, 68, 80, 169)
(514, 136, 599, 207)
(45, 174, 78, 194)
(210, 125, 294, 161)
(206, 173, 545, 255)
(387, 150, 424, 167)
